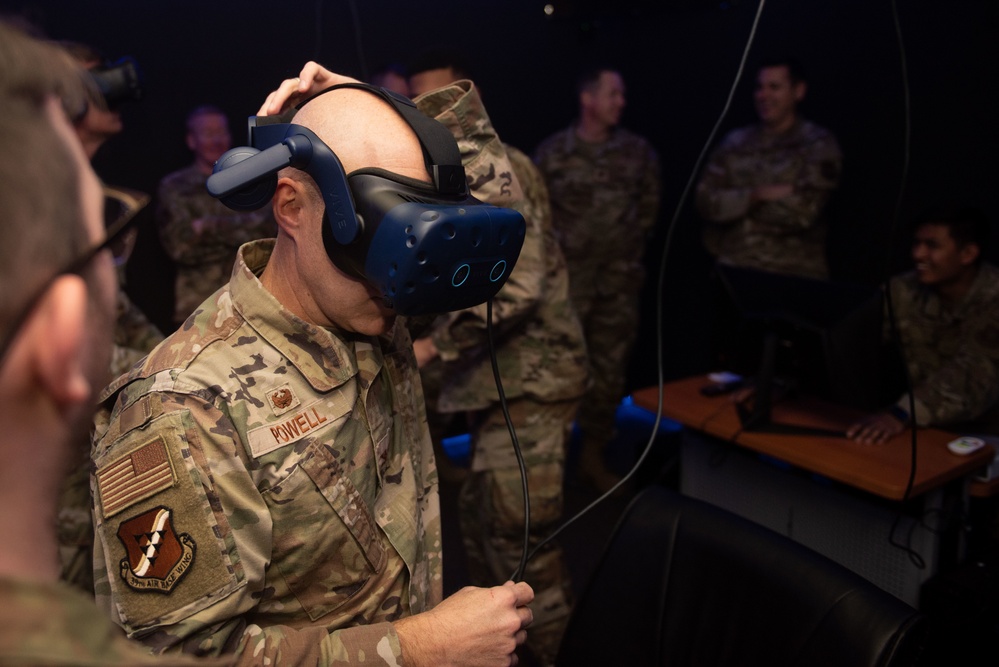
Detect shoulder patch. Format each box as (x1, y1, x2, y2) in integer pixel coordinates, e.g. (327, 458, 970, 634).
(97, 437, 176, 518)
(117, 506, 195, 594)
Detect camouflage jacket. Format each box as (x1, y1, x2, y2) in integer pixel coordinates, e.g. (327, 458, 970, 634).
(92, 240, 441, 666)
(156, 165, 277, 324)
(413, 82, 588, 411)
(59, 289, 164, 594)
(889, 262, 999, 433)
(695, 119, 842, 279)
(533, 124, 660, 271)
(0, 577, 231, 665)
(112, 288, 165, 379)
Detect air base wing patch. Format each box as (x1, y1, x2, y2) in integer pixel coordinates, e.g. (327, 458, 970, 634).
(117, 506, 195, 594)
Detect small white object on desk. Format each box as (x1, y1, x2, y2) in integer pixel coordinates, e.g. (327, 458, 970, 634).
(947, 436, 986, 456)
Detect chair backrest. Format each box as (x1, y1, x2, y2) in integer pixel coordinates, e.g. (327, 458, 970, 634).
(557, 486, 926, 667)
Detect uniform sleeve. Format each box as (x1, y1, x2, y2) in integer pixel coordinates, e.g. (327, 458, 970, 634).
(414, 83, 543, 358)
(695, 128, 842, 231)
(909, 309, 999, 426)
(750, 130, 842, 233)
(695, 135, 755, 224)
(156, 175, 276, 266)
(432, 155, 546, 359)
(91, 391, 405, 667)
(635, 141, 661, 235)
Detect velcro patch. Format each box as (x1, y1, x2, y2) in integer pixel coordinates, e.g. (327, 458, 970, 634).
(266, 383, 300, 415)
(97, 437, 175, 518)
(117, 506, 195, 594)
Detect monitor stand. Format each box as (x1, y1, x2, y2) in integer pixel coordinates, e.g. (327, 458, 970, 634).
(736, 332, 846, 438)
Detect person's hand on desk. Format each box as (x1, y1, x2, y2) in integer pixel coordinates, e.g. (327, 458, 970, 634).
(847, 411, 907, 445)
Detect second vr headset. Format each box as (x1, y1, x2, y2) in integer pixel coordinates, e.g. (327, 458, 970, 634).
(206, 83, 525, 317)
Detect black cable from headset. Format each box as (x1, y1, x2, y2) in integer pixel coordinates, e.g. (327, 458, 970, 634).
(521, 0, 769, 567)
(485, 298, 531, 583)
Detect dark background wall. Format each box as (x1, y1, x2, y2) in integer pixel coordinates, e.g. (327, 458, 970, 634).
(3, 0, 996, 391)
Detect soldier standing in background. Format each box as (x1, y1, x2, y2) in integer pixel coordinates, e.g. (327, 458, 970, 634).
(157, 105, 277, 328)
(409, 57, 589, 666)
(534, 65, 661, 494)
(695, 57, 842, 280)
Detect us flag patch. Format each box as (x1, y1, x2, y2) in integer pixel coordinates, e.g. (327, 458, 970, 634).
(97, 437, 175, 518)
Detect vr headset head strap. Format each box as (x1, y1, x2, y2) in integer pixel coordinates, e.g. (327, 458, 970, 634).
(293, 82, 467, 196)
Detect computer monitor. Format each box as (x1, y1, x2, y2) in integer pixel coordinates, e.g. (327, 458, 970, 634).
(709, 263, 905, 435)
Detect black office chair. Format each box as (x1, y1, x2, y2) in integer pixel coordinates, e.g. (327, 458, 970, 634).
(557, 486, 926, 667)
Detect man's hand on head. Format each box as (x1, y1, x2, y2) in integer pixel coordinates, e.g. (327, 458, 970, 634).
(394, 581, 534, 667)
(257, 61, 361, 117)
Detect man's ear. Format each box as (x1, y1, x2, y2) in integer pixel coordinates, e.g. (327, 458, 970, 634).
(959, 241, 981, 267)
(29, 275, 91, 410)
(272, 176, 310, 238)
(793, 81, 807, 103)
(185, 132, 197, 152)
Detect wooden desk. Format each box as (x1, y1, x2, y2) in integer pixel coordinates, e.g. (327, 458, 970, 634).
(632, 376, 995, 606)
(631, 376, 994, 501)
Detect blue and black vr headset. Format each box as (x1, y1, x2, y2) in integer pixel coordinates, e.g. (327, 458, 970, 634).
(206, 83, 525, 316)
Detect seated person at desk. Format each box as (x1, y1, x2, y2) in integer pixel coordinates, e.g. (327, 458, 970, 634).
(848, 206, 999, 444)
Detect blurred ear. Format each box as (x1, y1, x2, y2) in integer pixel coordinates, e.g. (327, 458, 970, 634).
(793, 81, 807, 103)
(959, 241, 981, 267)
(30, 275, 91, 410)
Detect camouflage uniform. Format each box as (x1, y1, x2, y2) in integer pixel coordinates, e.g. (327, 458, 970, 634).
(59, 288, 164, 595)
(533, 125, 660, 450)
(91, 240, 441, 666)
(57, 438, 99, 595)
(0, 577, 231, 665)
(417, 82, 589, 665)
(156, 165, 277, 326)
(888, 262, 999, 433)
(113, 288, 165, 378)
(695, 119, 842, 279)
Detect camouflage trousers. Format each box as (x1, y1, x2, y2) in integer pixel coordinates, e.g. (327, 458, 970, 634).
(569, 262, 644, 446)
(458, 396, 578, 665)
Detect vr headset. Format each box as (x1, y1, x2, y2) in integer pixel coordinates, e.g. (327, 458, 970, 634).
(206, 83, 525, 316)
(90, 56, 143, 108)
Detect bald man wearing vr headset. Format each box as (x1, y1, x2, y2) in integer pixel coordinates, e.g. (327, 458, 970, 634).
(91, 63, 535, 666)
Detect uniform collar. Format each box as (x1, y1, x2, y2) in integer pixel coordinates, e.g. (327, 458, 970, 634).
(229, 239, 362, 393)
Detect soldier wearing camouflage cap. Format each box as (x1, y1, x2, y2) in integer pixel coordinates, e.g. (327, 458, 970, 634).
(695, 57, 843, 280)
(91, 62, 534, 666)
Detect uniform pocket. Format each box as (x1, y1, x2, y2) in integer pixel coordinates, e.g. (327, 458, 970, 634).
(262, 436, 387, 622)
